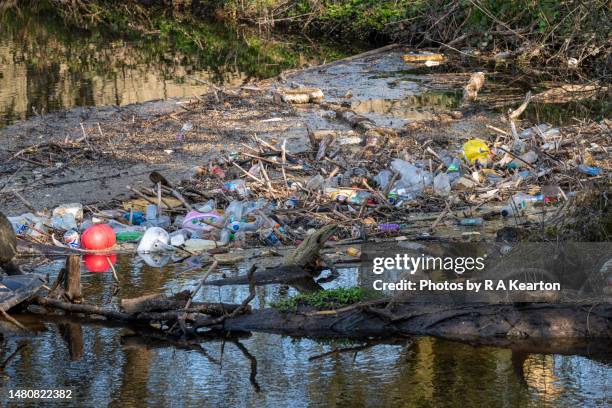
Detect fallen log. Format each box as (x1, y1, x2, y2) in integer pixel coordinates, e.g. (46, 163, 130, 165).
(208, 300, 612, 343)
(120, 293, 246, 316)
(1, 274, 46, 312)
(204, 265, 310, 286)
(33, 296, 249, 323)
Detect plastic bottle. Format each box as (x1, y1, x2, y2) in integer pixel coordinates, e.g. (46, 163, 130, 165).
(225, 201, 245, 222)
(145, 204, 158, 220)
(223, 179, 249, 197)
(52, 203, 83, 222)
(390, 159, 432, 193)
(170, 229, 191, 246)
(106, 220, 146, 242)
(194, 199, 216, 213)
(50, 213, 78, 231)
(447, 157, 461, 173)
(285, 197, 299, 208)
(145, 215, 171, 228)
(373, 170, 392, 189)
(433, 173, 451, 196)
(509, 150, 538, 169)
(387, 183, 417, 205)
(378, 223, 402, 231)
(182, 210, 225, 233)
(348, 191, 372, 205)
(259, 228, 280, 246)
(7, 214, 33, 234)
(226, 220, 259, 233)
(306, 174, 325, 191)
(325, 188, 359, 203)
(458, 217, 484, 226)
(578, 165, 601, 176)
(501, 193, 543, 217)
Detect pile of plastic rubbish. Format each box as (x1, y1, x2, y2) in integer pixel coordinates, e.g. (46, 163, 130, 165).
(7, 119, 608, 266)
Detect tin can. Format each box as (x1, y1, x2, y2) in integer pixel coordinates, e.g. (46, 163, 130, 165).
(63, 229, 80, 248)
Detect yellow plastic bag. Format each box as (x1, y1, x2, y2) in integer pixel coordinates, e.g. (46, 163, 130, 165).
(463, 139, 490, 165)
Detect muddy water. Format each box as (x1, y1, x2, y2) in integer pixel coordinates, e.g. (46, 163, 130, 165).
(1, 255, 610, 407)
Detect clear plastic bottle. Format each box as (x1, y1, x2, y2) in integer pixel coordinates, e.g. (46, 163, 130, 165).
(501, 193, 543, 217)
(373, 170, 392, 189)
(50, 213, 78, 231)
(433, 173, 451, 196)
(194, 199, 216, 213)
(223, 179, 249, 197)
(390, 159, 432, 193)
(509, 151, 538, 169)
(306, 174, 325, 191)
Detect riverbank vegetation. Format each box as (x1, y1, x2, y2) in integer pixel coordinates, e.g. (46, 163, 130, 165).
(6, 0, 610, 82)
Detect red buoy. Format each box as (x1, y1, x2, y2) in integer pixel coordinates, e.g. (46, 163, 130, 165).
(84, 253, 117, 273)
(81, 224, 116, 250)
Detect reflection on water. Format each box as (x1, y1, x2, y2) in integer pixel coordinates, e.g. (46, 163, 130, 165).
(351, 91, 461, 123)
(0, 254, 610, 407)
(0, 4, 345, 127)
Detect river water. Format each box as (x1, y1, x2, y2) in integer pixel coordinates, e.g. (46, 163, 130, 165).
(0, 3, 349, 128)
(0, 4, 610, 408)
(1, 254, 610, 407)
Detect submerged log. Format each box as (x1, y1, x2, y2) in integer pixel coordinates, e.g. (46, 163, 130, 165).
(211, 300, 612, 343)
(204, 265, 309, 286)
(63, 255, 82, 303)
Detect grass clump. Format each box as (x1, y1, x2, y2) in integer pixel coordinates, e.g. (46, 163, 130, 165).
(271, 287, 366, 312)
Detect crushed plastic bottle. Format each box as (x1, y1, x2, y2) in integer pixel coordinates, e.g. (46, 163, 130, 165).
(145, 215, 171, 228)
(170, 229, 191, 246)
(52, 203, 83, 222)
(389, 159, 432, 204)
(508, 150, 538, 169)
(50, 213, 78, 231)
(433, 173, 451, 196)
(306, 174, 325, 191)
(223, 179, 249, 197)
(373, 170, 392, 190)
(520, 124, 559, 139)
(194, 199, 216, 213)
